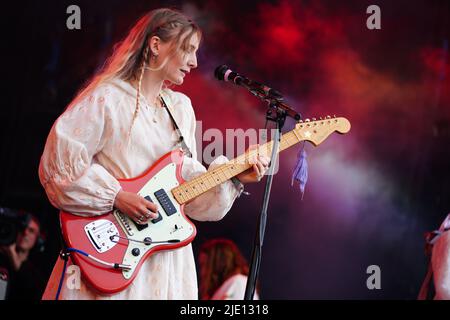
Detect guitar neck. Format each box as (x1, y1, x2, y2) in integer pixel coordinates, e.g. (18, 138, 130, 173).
(172, 130, 301, 205)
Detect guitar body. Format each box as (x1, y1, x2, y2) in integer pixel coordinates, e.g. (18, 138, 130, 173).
(60, 149, 197, 294)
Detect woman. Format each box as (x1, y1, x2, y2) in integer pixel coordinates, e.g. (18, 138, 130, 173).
(198, 238, 259, 300)
(39, 8, 269, 299)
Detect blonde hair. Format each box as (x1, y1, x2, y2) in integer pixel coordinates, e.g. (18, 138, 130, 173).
(69, 8, 201, 134)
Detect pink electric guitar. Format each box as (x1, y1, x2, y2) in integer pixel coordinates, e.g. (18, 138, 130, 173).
(60, 116, 351, 293)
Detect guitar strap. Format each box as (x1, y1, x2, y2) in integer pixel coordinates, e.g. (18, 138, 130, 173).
(159, 94, 193, 158)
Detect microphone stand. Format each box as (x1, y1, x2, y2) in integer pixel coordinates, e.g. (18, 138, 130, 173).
(244, 92, 297, 300)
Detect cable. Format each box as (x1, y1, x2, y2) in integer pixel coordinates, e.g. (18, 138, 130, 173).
(55, 253, 69, 300)
(66, 248, 131, 269)
(110, 234, 180, 245)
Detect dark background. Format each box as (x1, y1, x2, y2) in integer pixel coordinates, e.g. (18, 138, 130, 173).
(1, 0, 449, 299)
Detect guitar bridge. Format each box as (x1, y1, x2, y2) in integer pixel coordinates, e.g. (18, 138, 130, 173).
(84, 219, 119, 253)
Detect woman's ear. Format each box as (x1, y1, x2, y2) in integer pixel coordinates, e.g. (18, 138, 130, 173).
(148, 36, 161, 57)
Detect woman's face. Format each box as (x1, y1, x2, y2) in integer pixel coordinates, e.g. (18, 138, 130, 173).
(161, 31, 199, 85)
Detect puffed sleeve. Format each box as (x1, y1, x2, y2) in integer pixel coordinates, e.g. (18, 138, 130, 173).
(175, 93, 240, 222)
(38, 87, 122, 216)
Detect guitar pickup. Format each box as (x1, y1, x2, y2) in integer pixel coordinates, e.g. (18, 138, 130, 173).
(132, 220, 148, 231)
(154, 189, 177, 216)
(144, 195, 162, 224)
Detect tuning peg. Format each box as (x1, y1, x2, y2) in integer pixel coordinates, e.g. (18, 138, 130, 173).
(312, 117, 316, 121)
(299, 120, 303, 123)
(305, 118, 310, 122)
(319, 117, 323, 120)
(326, 115, 331, 119)
(333, 115, 336, 118)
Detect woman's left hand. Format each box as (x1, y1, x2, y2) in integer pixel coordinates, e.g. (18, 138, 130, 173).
(236, 145, 271, 184)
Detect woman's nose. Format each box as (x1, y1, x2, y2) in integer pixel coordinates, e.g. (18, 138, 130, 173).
(188, 54, 197, 69)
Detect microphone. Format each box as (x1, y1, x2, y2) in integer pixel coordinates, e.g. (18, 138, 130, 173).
(214, 65, 283, 100)
(214, 65, 301, 120)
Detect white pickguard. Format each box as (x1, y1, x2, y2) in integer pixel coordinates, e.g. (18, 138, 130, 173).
(111, 162, 194, 279)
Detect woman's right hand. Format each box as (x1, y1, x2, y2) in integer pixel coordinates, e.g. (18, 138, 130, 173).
(113, 190, 159, 225)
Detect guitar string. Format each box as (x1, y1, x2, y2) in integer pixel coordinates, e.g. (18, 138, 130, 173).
(103, 123, 334, 225)
(176, 118, 339, 202)
(77, 122, 337, 257)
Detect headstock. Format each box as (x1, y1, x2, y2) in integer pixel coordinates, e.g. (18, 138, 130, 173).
(294, 116, 351, 146)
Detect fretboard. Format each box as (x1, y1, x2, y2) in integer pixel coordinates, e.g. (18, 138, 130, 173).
(171, 130, 302, 204)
